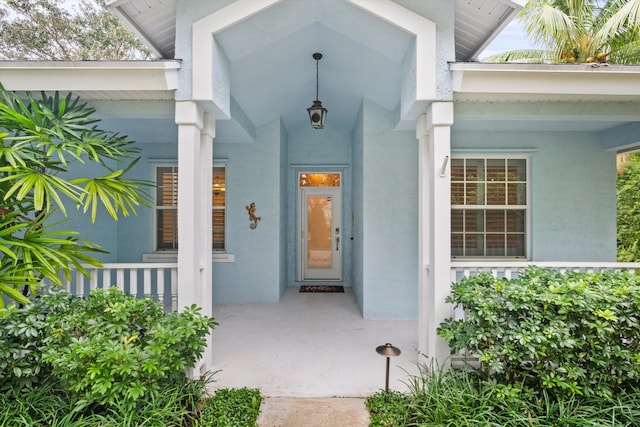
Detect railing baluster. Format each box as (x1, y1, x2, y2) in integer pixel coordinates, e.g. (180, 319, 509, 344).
(130, 269, 138, 298)
(105, 268, 113, 289)
(171, 267, 178, 312)
(116, 269, 125, 292)
(75, 270, 85, 297)
(89, 268, 99, 292)
(504, 267, 512, 280)
(157, 268, 165, 309)
(143, 268, 152, 296)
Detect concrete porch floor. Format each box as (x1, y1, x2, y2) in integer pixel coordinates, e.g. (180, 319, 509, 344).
(209, 287, 420, 397)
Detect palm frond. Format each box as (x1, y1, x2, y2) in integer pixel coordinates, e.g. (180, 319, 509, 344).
(482, 49, 552, 63)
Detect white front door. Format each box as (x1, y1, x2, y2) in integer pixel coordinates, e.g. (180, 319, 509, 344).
(298, 186, 342, 281)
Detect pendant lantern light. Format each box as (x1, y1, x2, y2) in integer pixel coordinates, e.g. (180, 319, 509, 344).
(307, 52, 328, 129)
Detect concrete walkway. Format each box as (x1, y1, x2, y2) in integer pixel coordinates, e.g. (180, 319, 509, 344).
(257, 397, 370, 427)
(209, 287, 419, 425)
(210, 287, 419, 397)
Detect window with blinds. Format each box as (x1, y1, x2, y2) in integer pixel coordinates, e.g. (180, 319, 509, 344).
(451, 158, 527, 258)
(155, 166, 226, 252)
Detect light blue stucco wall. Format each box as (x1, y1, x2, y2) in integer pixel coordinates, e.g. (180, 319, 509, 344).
(360, 100, 418, 319)
(212, 119, 285, 302)
(452, 130, 617, 261)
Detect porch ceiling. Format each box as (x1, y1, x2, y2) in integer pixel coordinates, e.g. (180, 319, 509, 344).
(107, 0, 523, 139)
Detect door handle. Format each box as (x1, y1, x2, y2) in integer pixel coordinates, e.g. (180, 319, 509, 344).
(336, 236, 340, 251)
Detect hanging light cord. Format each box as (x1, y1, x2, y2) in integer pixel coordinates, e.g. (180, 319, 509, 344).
(315, 58, 319, 102)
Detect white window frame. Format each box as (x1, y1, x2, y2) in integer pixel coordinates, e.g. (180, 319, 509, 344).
(450, 156, 530, 260)
(143, 162, 234, 263)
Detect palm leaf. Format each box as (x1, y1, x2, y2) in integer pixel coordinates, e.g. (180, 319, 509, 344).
(483, 49, 552, 63)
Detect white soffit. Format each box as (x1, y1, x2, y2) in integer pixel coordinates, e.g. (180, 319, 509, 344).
(107, 0, 177, 59)
(454, 0, 525, 61)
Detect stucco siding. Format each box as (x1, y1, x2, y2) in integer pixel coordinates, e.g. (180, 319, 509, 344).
(452, 130, 617, 262)
(213, 119, 284, 302)
(361, 100, 418, 318)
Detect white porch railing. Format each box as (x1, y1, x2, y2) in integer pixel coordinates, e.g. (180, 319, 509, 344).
(47, 263, 178, 312)
(450, 261, 639, 282)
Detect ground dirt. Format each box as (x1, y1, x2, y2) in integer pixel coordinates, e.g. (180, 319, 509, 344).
(257, 397, 370, 427)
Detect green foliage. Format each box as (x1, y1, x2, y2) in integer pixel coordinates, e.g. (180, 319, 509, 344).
(0, 370, 214, 426)
(485, 0, 640, 64)
(365, 390, 410, 427)
(617, 153, 640, 261)
(0, 85, 152, 306)
(0, 0, 151, 60)
(1, 287, 218, 413)
(196, 388, 262, 427)
(438, 267, 640, 398)
(367, 367, 640, 426)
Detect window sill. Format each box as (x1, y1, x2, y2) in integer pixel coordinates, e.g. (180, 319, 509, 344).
(142, 253, 235, 263)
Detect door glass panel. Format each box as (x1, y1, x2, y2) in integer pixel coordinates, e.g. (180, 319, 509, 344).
(307, 195, 333, 269)
(299, 173, 341, 187)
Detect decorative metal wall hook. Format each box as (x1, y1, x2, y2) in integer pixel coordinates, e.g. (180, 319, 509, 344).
(246, 202, 261, 229)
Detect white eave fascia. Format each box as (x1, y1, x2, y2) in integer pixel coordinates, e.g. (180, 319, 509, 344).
(468, 0, 527, 62)
(0, 60, 180, 94)
(451, 62, 640, 100)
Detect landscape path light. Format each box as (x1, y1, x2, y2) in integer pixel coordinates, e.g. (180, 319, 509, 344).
(375, 342, 401, 392)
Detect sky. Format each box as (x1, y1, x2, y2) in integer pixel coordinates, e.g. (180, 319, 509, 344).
(479, 19, 538, 60)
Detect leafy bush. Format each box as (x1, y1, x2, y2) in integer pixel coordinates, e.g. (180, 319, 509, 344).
(438, 267, 640, 397)
(0, 287, 217, 411)
(618, 153, 640, 261)
(0, 289, 75, 393)
(196, 387, 262, 427)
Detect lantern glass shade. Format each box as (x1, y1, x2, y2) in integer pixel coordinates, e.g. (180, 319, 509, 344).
(307, 100, 327, 129)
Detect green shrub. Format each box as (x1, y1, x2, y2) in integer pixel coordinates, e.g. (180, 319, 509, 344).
(0, 287, 217, 411)
(196, 387, 262, 427)
(438, 267, 640, 397)
(0, 289, 76, 394)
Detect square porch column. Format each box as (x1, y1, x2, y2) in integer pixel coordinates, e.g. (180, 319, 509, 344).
(175, 101, 215, 376)
(417, 102, 453, 366)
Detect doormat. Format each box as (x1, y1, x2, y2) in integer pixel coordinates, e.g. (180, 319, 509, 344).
(299, 285, 344, 293)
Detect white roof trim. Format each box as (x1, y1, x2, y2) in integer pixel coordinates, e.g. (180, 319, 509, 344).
(0, 61, 180, 95)
(451, 62, 640, 101)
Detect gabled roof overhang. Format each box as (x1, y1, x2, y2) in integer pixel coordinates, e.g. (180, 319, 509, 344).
(106, 0, 526, 62)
